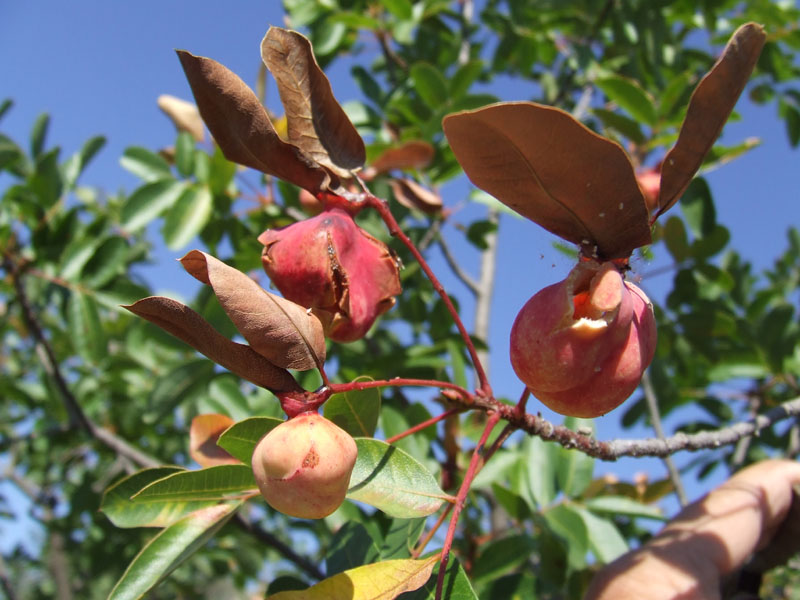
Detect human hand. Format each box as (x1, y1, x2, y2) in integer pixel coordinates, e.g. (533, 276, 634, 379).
(585, 460, 800, 600)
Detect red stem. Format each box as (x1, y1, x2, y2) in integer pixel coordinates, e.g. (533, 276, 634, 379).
(412, 503, 454, 559)
(364, 193, 493, 398)
(435, 411, 501, 599)
(385, 407, 462, 444)
(328, 378, 474, 401)
(514, 387, 530, 418)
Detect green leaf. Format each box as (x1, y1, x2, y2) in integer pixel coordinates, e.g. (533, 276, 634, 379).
(133, 464, 256, 501)
(67, 293, 106, 364)
(471, 534, 536, 582)
(449, 60, 484, 101)
(63, 135, 106, 188)
(162, 184, 213, 250)
(585, 495, 665, 520)
(205, 375, 250, 422)
(146, 359, 217, 424)
(120, 146, 172, 182)
(324, 378, 381, 437)
(0, 133, 25, 173)
(491, 483, 532, 521)
(542, 504, 587, 570)
(121, 179, 187, 232)
(596, 75, 658, 126)
(382, 0, 413, 19)
(466, 219, 497, 250)
(592, 108, 646, 144)
(681, 178, 715, 237)
(347, 439, 448, 518)
(0, 98, 12, 122)
(380, 517, 426, 560)
(207, 146, 236, 195)
(80, 236, 129, 288)
(658, 72, 693, 120)
(398, 556, 478, 600)
(100, 467, 221, 528)
(269, 556, 438, 600)
(522, 436, 556, 508)
(60, 235, 103, 281)
(326, 522, 382, 575)
(217, 416, 283, 465)
(554, 418, 594, 498)
(410, 62, 449, 109)
(107, 501, 240, 600)
(30, 113, 50, 158)
(663, 216, 690, 262)
(574, 506, 628, 564)
(174, 131, 196, 177)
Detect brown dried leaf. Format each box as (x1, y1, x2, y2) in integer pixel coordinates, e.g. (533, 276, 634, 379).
(157, 94, 205, 142)
(443, 101, 651, 259)
(261, 27, 365, 178)
(190, 414, 239, 467)
(180, 250, 326, 371)
(389, 178, 443, 214)
(657, 22, 766, 218)
(124, 297, 300, 393)
(176, 50, 334, 194)
(370, 141, 435, 174)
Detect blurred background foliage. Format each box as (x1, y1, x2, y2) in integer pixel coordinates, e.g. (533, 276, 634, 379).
(1, 0, 799, 597)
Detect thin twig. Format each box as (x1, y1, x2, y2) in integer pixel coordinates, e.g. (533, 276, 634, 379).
(472, 208, 498, 375)
(437, 232, 479, 294)
(234, 514, 324, 581)
(385, 407, 462, 445)
(641, 370, 688, 506)
(364, 194, 493, 397)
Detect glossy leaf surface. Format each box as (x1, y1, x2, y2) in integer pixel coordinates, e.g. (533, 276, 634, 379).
(347, 439, 448, 518)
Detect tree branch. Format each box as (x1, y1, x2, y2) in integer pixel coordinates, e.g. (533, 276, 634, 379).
(472, 208, 498, 375)
(234, 514, 324, 581)
(437, 232, 479, 294)
(6, 258, 162, 469)
(642, 370, 688, 505)
(473, 395, 800, 461)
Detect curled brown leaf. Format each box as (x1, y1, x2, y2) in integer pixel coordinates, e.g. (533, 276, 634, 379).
(176, 49, 334, 194)
(179, 250, 326, 371)
(261, 27, 365, 178)
(389, 178, 443, 214)
(443, 101, 651, 259)
(369, 141, 436, 175)
(656, 22, 766, 218)
(123, 297, 301, 393)
(157, 94, 205, 142)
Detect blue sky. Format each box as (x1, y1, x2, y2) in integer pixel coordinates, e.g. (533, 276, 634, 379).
(2, 1, 798, 538)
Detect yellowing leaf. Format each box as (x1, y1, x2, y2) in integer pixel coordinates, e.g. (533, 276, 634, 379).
(189, 414, 239, 467)
(268, 556, 437, 600)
